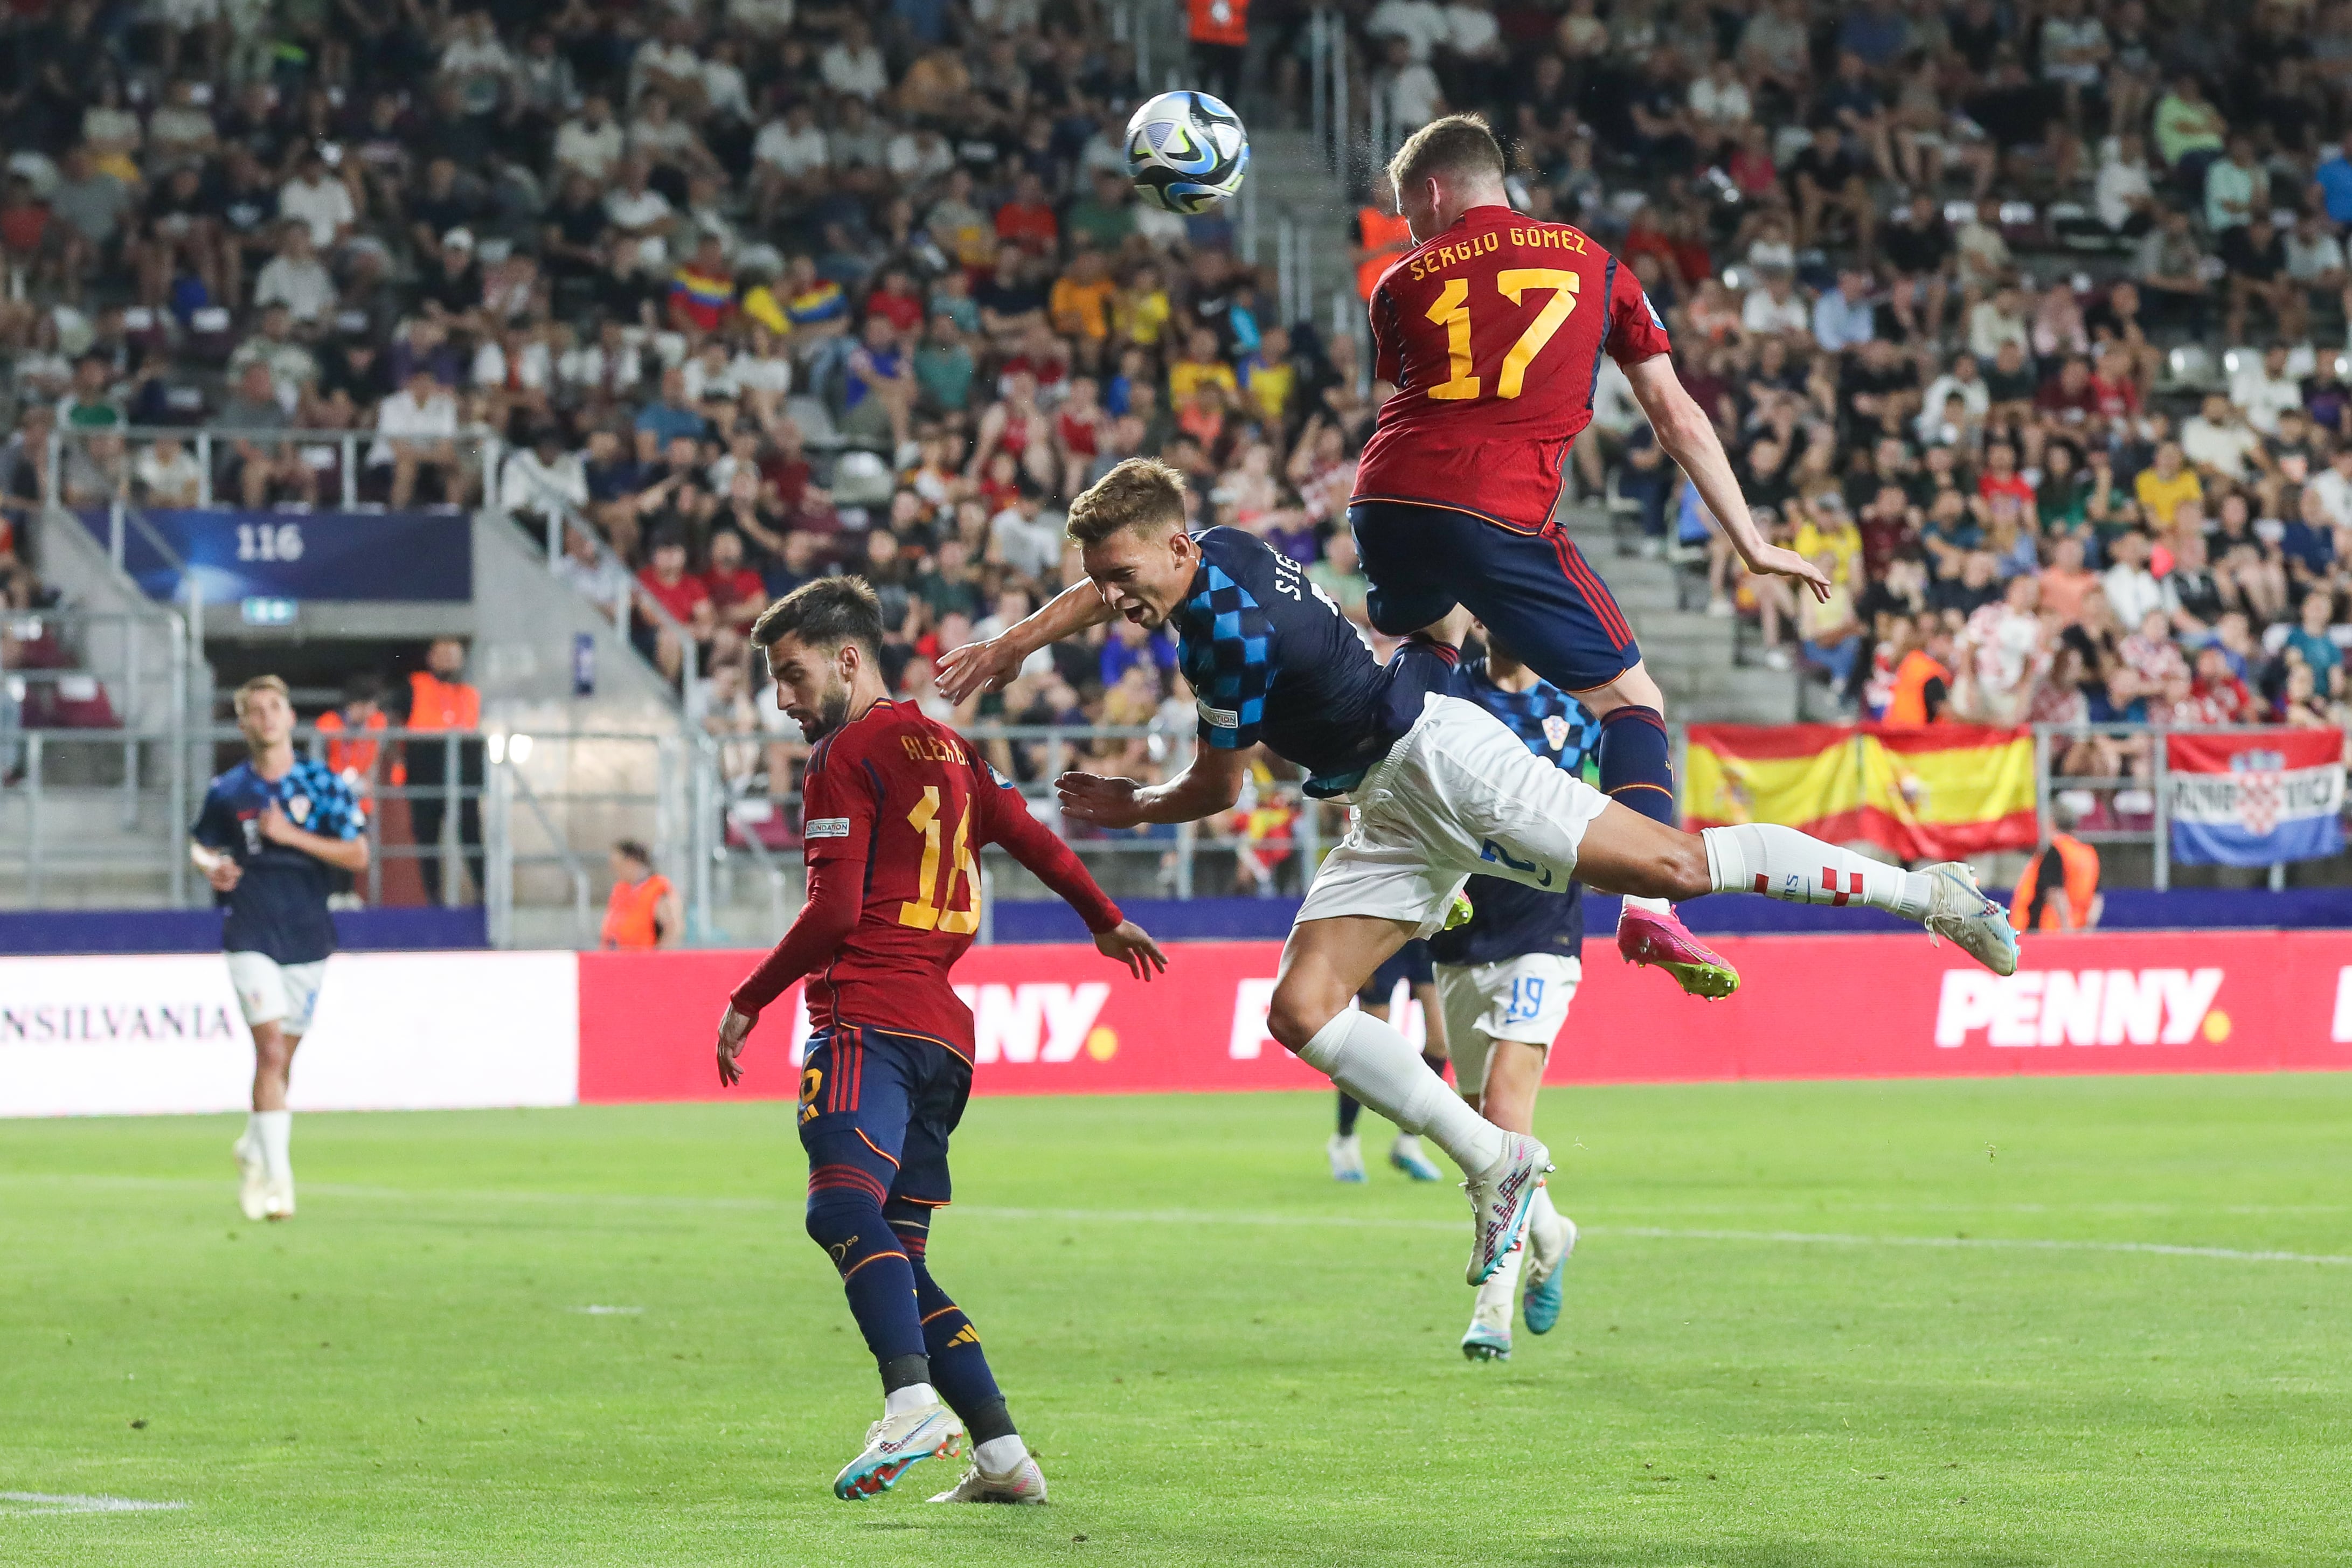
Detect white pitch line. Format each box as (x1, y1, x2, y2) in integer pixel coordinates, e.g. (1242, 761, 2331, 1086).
(952, 1206, 2352, 1267)
(567, 1305, 644, 1315)
(1, 1175, 2344, 1267)
(0, 1492, 188, 1517)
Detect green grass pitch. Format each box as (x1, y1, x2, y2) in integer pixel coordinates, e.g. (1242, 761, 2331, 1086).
(3, 1075, 2349, 1566)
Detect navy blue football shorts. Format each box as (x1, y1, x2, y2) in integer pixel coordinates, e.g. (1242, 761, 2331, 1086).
(1358, 938, 1435, 1005)
(798, 1026, 972, 1209)
(1348, 498, 1642, 696)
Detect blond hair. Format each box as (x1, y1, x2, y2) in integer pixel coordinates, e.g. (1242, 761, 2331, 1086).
(232, 674, 290, 714)
(1387, 113, 1507, 196)
(1065, 457, 1188, 547)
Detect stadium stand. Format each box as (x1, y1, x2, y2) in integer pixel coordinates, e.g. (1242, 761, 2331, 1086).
(3, 0, 2351, 929)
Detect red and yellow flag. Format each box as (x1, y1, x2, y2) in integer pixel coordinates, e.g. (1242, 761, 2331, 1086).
(1683, 724, 2038, 861)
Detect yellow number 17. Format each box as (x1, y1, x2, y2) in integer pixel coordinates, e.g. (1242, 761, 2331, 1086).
(1424, 268, 1580, 402)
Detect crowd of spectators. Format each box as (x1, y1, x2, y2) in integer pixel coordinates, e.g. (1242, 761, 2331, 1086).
(8, 0, 2352, 844)
(1343, 0, 2352, 820)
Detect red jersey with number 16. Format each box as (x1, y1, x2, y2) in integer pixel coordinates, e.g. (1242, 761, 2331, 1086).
(1354, 204, 1673, 533)
(730, 699, 1122, 1062)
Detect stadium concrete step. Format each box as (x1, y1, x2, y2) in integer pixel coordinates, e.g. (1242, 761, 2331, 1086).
(0, 784, 183, 907)
(1244, 128, 1356, 324)
(1545, 506, 1802, 725)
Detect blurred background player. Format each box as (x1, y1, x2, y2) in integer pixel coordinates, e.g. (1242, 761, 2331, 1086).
(1348, 114, 1837, 1003)
(711, 579, 1165, 1506)
(1434, 629, 1593, 1361)
(1328, 939, 1448, 1183)
(600, 839, 680, 949)
(188, 675, 369, 1223)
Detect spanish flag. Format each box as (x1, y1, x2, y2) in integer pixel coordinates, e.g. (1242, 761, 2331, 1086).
(1683, 724, 2038, 861)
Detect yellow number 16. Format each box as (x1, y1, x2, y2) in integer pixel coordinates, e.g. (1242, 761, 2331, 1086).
(897, 786, 980, 934)
(1424, 268, 1580, 402)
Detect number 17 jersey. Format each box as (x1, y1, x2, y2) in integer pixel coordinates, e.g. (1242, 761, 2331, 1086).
(1354, 204, 1671, 533)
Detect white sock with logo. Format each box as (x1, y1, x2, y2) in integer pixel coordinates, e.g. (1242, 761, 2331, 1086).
(975, 1434, 1029, 1474)
(1618, 894, 1671, 924)
(1296, 1011, 1505, 1177)
(883, 1382, 940, 1418)
(1701, 824, 1933, 920)
(253, 1110, 293, 1186)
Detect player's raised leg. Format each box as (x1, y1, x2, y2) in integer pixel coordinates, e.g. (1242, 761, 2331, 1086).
(1392, 692, 2017, 976)
(1558, 803, 2019, 975)
(1264, 915, 1551, 1286)
(797, 1028, 968, 1501)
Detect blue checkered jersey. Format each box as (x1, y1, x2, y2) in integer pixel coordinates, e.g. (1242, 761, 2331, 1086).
(1427, 658, 1597, 967)
(1174, 526, 1444, 796)
(190, 757, 365, 963)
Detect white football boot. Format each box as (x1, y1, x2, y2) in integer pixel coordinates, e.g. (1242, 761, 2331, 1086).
(1327, 1133, 1367, 1183)
(232, 1135, 268, 1223)
(833, 1404, 966, 1500)
(1920, 862, 2020, 976)
(1463, 1134, 1552, 1286)
(929, 1455, 1049, 1504)
(263, 1178, 295, 1222)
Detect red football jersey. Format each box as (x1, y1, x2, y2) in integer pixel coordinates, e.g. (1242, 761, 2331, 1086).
(1353, 204, 1673, 532)
(731, 699, 1121, 1061)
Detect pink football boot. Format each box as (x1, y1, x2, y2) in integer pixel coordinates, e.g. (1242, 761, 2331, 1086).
(1617, 905, 1740, 999)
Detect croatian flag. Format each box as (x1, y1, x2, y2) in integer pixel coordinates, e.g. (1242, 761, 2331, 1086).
(2167, 729, 2346, 868)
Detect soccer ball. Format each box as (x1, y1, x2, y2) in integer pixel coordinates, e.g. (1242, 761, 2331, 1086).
(1124, 91, 1249, 214)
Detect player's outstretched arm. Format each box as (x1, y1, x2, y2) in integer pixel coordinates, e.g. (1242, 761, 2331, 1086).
(1623, 355, 1830, 603)
(1058, 738, 1247, 828)
(936, 578, 1120, 703)
(1093, 920, 1169, 981)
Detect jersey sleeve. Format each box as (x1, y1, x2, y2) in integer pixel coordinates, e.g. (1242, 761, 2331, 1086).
(729, 739, 878, 1018)
(1368, 285, 1404, 387)
(315, 767, 366, 839)
(1189, 557, 1275, 753)
(1604, 261, 1673, 366)
(973, 762, 1123, 934)
(191, 783, 236, 849)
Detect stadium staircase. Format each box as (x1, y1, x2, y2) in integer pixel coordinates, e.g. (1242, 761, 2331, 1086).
(1553, 505, 1803, 724)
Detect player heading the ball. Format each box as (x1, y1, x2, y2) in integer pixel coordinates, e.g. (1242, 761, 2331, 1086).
(1347, 113, 1847, 1004)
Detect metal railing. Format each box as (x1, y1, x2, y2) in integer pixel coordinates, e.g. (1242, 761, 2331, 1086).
(1307, 9, 1357, 198)
(42, 422, 500, 514)
(2027, 721, 2340, 892)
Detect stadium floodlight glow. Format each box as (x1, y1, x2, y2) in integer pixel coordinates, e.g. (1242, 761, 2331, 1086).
(486, 731, 507, 765)
(509, 733, 534, 765)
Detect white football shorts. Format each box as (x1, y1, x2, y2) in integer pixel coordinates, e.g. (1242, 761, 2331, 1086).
(226, 951, 328, 1037)
(1296, 693, 1613, 939)
(1437, 953, 1581, 1096)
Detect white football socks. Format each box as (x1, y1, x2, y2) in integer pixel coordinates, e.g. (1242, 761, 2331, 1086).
(884, 1382, 940, 1417)
(1528, 1180, 1560, 1239)
(974, 1434, 1029, 1474)
(1619, 893, 1671, 923)
(251, 1110, 293, 1186)
(1701, 823, 1933, 920)
(1296, 1010, 1505, 1177)
(1472, 1237, 1523, 1325)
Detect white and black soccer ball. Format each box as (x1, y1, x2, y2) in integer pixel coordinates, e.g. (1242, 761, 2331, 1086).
(1123, 90, 1249, 215)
